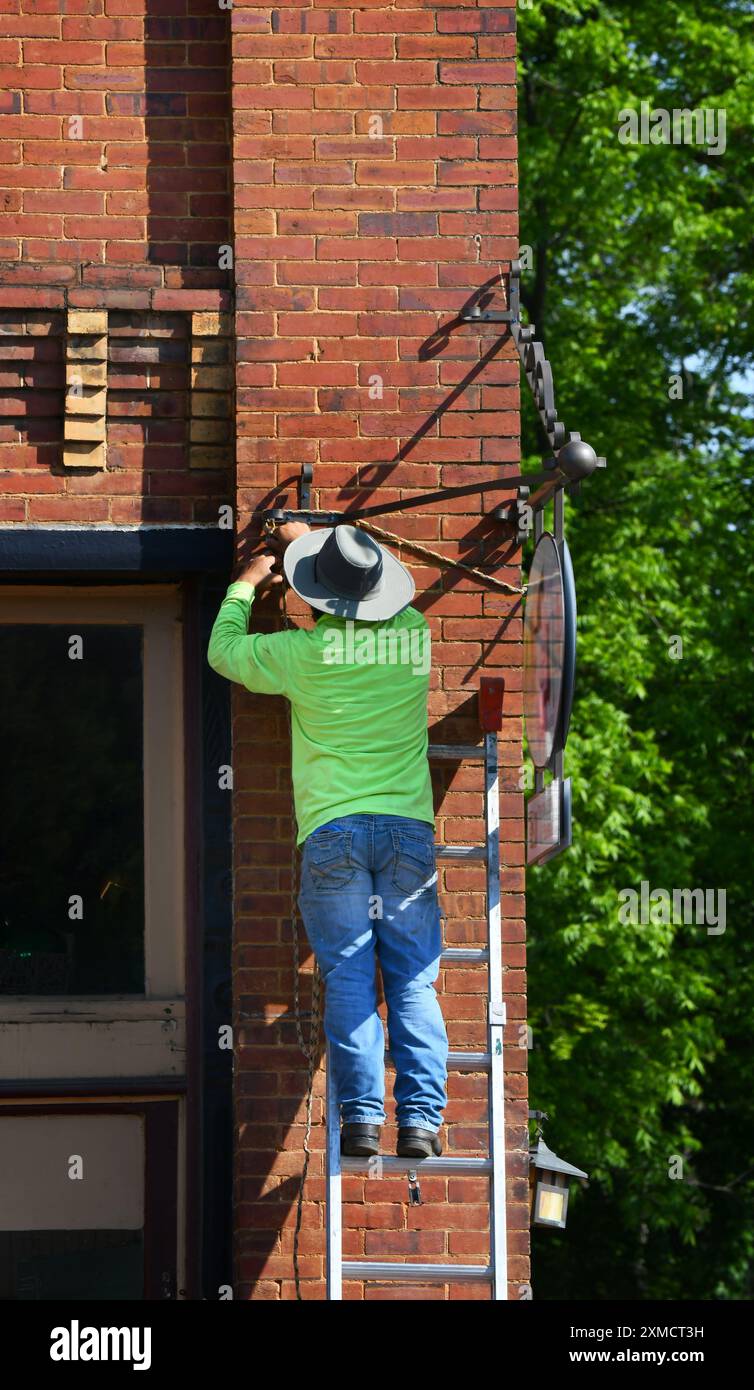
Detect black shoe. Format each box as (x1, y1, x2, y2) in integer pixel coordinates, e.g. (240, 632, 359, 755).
(396, 1127, 443, 1159)
(340, 1123, 381, 1157)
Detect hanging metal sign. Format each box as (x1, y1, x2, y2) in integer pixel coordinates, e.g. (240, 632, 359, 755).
(526, 776, 572, 867)
(523, 532, 576, 770)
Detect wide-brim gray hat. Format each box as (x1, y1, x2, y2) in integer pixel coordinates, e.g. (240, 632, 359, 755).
(283, 523, 414, 621)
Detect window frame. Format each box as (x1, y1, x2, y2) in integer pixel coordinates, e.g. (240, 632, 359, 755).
(0, 1095, 181, 1299)
(0, 585, 186, 1072)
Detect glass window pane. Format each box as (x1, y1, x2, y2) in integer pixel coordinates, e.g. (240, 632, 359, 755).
(0, 624, 145, 995)
(0, 1229, 144, 1300)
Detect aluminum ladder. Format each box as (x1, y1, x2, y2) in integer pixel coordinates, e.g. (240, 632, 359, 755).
(324, 676, 508, 1299)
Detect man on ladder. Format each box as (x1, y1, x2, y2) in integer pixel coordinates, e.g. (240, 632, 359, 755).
(208, 520, 449, 1162)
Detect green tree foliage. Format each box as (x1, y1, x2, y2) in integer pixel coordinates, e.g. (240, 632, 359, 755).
(518, 0, 754, 1299)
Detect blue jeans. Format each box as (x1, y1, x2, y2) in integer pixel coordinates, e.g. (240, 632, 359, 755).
(298, 813, 448, 1131)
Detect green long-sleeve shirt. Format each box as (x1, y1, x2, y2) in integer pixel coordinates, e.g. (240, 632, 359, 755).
(207, 581, 435, 845)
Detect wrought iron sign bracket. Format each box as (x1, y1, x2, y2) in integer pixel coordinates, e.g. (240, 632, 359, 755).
(462, 260, 606, 526)
(261, 261, 604, 532)
(263, 456, 587, 529)
(494, 485, 532, 547)
(298, 463, 313, 511)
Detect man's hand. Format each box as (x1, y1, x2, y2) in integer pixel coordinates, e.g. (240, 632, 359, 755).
(233, 520, 310, 589)
(272, 520, 311, 549)
(235, 552, 282, 592)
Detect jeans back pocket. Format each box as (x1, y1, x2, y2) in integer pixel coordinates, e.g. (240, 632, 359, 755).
(306, 827, 356, 891)
(390, 825, 436, 896)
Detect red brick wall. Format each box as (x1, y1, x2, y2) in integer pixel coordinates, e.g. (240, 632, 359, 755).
(230, 0, 528, 1299)
(0, 0, 231, 271)
(1, 0, 527, 1299)
(0, 0, 233, 524)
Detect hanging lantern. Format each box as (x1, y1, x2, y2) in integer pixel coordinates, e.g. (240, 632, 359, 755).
(529, 1114, 588, 1230)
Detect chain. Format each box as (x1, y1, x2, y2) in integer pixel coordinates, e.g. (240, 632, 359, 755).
(279, 574, 323, 1302)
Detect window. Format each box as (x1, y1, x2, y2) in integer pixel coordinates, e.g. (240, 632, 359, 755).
(0, 587, 185, 1082)
(0, 622, 145, 994)
(0, 1100, 181, 1300)
(0, 1112, 145, 1299)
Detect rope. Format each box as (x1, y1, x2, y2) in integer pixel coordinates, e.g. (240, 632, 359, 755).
(280, 578, 323, 1302)
(351, 517, 525, 596)
(264, 510, 525, 596)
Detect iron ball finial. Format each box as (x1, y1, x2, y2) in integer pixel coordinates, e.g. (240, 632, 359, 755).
(557, 438, 599, 482)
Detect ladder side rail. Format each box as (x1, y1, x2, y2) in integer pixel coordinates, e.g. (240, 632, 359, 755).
(485, 728, 509, 1300)
(325, 1040, 343, 1300)
(485, 729, 504, 998)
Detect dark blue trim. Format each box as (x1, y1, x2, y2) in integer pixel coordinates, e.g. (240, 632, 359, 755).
(0, 1077, 188, 1096)
(196, 576, 234, 1298)
(0, 526, 233, 574)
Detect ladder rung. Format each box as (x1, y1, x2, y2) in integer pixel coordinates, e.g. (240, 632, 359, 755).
(428, 743, 486, 762)
(341, 1155, 492, 1175)
(441, 946, 489, 964)
(343, 1261, 492, 1284)
(436, 844, 487, 861)
(449, 1050, 492, 1070)
(385, 1049, 491, 1071)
